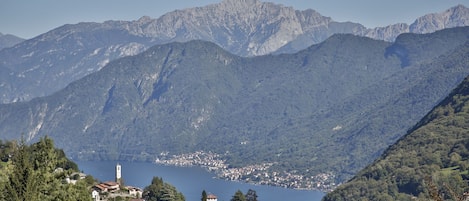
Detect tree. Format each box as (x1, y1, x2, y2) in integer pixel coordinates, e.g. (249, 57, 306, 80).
(2, 136, 92, 201)
(4, 137, 40, 201)
(230, 190, 246, 201)
(143, 176, 185, 201)
(201, 190, 207, 201)
(245, 189, 258, 201)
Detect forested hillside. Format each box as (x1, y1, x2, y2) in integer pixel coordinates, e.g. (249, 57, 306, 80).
(323, 75, 469, 200)
(0, 27, 468, 186)
(0, 137, 92, 200)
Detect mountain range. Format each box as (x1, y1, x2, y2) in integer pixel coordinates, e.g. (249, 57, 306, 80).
(0, 0, 468, 104)
(323, 72, 469, 200)
(0, 27, 468, 184)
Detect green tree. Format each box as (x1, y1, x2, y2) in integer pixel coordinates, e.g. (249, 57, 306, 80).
(231, 190, 246, 201)
(2, 136, 92, 201)
(201, 190, 207, 201)
(32, 137, 61, 200)
(4, 137, 40, 201)
(143, 176, 185, 201)
(245, 189, 258, 201)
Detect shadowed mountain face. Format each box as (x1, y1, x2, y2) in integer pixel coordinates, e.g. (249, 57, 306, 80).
(0, 27, 468, 183)
(0, 1, 468, 104)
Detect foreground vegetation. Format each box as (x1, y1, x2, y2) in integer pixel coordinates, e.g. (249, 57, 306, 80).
(0, 136, 92, 201)
(323, 75, 469, 200)
(0, 136, 260, 201)
(143, 177, 185, 201)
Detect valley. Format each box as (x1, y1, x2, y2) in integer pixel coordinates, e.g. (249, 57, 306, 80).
(0, 1, 468, 200)
(0, 27, 468, 189)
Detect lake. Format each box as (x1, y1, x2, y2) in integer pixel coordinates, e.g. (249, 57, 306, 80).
(76, 161, 325, 201)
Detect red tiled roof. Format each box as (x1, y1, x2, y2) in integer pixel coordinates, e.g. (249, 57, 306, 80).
(207, 194, 217, 199)
(94, 184, 107, 191)
(104, 181, 119, 186)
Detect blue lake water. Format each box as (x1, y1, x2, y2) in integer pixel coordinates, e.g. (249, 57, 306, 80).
(76, 161, 325, 201)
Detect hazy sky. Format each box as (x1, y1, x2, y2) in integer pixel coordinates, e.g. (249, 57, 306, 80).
(1, 0, 468, 39)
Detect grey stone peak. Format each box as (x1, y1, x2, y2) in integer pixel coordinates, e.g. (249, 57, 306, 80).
(410, 4, 469, 33)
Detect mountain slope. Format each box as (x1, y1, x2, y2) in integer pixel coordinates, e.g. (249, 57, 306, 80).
(0, 28, 468, 187)
(0, 33, 24, 50)
(0, 22, 151, 103)
(0, 0, 365, 103)
(323, 74, 469, 200)
(1, 1, 468, 104)
(263, 28, 469, 181)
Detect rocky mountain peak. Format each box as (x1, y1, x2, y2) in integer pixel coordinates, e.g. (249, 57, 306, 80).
(136, 16, 153, 24)
(220, 0, 261, 7)
(410, 4, 469, 33)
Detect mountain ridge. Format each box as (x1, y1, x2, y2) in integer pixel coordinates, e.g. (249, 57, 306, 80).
(0, 28, 468, 187)
(0, 1, 467, 104)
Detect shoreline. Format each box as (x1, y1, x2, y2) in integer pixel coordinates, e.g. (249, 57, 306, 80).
(154, 151, 338, 192)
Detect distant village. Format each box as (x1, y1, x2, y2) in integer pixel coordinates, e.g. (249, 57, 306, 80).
(61, 161, 230, 201)
(155, 151, 338, 192)
(64, 151, 336, 201)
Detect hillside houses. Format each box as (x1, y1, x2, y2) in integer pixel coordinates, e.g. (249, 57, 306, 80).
(91, 163, 143, 200)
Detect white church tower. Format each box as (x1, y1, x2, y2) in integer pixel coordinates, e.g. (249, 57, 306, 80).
(116, 163, 122, 185)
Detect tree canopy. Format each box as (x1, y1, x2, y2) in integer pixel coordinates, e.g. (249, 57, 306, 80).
(143, 176, 185, 201)
(0, 136, 91, 201)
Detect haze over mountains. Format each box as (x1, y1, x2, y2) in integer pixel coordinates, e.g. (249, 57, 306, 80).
(0, 0, 468, 104)
(0, 25, 468, 186)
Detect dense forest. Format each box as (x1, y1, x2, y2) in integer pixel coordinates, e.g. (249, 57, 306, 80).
(323, 75, 469, 200)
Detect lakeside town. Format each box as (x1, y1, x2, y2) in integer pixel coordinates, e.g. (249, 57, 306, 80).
(155, 151, 338, 192)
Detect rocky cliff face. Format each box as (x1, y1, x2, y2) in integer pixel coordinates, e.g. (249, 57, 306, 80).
(410, 4, 469, 33)
(365, 4, 469, 40)
(120, 0, 352, 56)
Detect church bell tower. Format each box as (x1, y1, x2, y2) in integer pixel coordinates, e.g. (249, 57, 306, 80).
(116, 163, 122, 185)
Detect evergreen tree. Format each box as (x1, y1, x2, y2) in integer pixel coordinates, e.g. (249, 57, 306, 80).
(32, 137, 60, 200)
(201, 190, 208, 201)
(4, 137, 40, 201)
(245, 189, 258, 201)
(1, 136, 92, 201)
(143, 176, 185, 201)
(230, 190, 246, 201)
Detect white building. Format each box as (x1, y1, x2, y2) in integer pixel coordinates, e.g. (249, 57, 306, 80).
(91, 190, 100, 201)
(116, 163, 122, 184)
